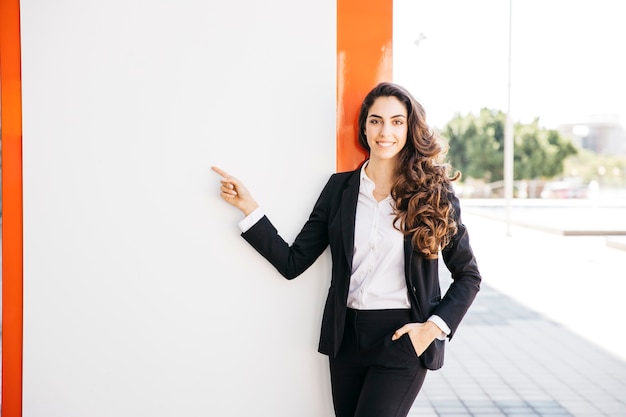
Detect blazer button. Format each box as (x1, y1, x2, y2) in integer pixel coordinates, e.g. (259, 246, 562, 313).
(412, 286, 417, 293)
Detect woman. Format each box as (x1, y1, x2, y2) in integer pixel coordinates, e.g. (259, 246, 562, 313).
(212, 82, 481, 417)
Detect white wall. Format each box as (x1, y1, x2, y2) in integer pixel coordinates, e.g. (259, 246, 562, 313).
(21, 0, 336, 415)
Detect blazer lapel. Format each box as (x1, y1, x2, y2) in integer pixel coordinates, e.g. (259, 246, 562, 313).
(340, 169, 361, 269)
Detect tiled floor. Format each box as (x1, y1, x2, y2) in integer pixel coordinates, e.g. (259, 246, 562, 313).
(411, 284, 626, 416)
(409, 207, 626, 417)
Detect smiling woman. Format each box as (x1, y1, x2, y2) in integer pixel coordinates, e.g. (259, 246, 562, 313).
(212, 82, 481, 417)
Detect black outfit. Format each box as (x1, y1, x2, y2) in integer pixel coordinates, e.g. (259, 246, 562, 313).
(330, 308, 428, 417)
(241, 167, 481, 416)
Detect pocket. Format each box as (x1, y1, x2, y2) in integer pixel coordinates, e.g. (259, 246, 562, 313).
(400, 334, 419, 358)
(385, 333, 419, 361)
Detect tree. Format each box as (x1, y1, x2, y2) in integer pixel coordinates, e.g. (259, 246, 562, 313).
(563, 149, 626, 187)
(441, 108, 577, 182)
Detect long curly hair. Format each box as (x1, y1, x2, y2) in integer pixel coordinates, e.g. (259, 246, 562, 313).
(357, 82, 460, 259)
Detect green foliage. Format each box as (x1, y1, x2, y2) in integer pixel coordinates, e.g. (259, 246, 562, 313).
(442, 108, 577, 182)
(444, 109, 504, 181)
(563, 149, 626, 186)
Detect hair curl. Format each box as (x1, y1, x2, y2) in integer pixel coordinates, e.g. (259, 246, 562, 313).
(357, 82, 460, 259)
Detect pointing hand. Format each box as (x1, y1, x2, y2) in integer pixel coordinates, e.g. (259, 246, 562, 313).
(211, 166, 259, 216)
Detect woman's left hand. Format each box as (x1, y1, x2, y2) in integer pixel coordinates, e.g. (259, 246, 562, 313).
(392, 321, 442, 356)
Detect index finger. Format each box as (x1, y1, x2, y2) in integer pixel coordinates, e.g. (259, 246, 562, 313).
(211, 166, 231, 179)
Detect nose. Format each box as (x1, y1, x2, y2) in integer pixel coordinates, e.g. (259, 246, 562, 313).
(381, 123, 392, 137)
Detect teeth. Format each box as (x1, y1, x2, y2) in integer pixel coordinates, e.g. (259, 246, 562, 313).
(377, 142, 394, 148)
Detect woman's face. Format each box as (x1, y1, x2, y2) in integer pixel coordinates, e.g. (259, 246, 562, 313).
(364, 96, 408, 163)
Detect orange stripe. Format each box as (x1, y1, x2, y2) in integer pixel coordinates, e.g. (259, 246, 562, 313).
(0, 0, 23, 415)
(337, 0, 393, 172)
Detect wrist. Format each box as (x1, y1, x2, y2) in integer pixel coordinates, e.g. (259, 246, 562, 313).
(242, 201, 259, 216)
(425, 320, 442, 337)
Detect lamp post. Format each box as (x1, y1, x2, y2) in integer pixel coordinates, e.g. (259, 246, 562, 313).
(504, 0, 514, 236)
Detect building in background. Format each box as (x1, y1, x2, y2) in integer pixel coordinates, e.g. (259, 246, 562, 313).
(559, 116, 626, 156)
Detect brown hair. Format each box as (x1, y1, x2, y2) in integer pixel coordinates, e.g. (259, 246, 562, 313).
(358, 82, 460, 259)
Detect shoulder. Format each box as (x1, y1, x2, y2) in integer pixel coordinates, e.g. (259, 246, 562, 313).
(315, 167, 360, 204)
(327, 167, 361, 187)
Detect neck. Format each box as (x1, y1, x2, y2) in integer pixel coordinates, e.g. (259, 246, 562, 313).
(364, 158, 397, 198)
(365, 158, 396, 183)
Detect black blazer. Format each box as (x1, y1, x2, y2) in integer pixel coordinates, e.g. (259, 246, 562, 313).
(242, 167, 481, 370)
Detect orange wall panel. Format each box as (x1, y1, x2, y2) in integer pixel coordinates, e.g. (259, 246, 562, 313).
(337, 0, 393, 172)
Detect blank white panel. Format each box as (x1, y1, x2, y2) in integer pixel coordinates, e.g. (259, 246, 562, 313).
(21, 0, 336, 415)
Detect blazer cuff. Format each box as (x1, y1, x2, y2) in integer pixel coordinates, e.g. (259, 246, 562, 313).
(428, 315, 451, 341)
(238, 207, 265, 233)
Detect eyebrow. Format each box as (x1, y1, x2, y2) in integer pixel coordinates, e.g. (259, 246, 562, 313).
(368, 114, 407, 119)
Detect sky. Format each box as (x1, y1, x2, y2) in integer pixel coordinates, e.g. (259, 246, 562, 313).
(393, 0, 626, 130)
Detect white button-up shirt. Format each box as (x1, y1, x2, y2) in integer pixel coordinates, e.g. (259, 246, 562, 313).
(347, 166, 410, 309)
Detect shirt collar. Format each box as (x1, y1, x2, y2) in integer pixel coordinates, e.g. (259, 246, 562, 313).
(360, 160, 373, 184)
(360, 160, 392, 202)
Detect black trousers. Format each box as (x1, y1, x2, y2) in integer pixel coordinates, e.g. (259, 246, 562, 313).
(329, 308, 428, 417)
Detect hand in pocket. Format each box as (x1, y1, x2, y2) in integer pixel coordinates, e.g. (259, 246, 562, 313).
(392, 321, 442, 356)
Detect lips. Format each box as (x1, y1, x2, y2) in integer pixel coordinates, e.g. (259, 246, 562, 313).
(376, 141, 395, 148)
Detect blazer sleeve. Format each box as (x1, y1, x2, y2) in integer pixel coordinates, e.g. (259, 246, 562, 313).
(436, 192, 482, 338)
(240, 177, 334, 280)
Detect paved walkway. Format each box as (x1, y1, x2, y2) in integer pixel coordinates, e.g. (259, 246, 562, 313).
(412, 284, 626, 416)
(409, 208, 626, 416)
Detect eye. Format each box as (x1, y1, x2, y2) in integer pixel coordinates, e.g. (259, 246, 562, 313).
(393, 119, 404, 125)
(369, 119, 380, 125)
